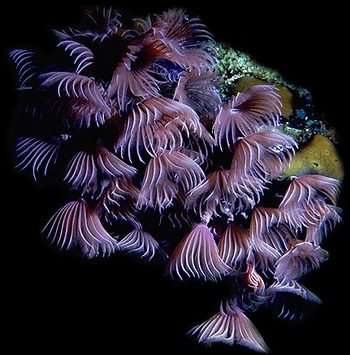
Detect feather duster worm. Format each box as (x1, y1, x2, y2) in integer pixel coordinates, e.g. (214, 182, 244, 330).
(9, 6, 342, 353)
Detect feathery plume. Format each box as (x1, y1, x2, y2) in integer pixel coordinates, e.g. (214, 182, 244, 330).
(229, 130, 297, 211)
(9, 49, 37, 89)
(138, 150, 205, 211)
(64, 147, 136, 193)
(15, 136, 62, 180)
(279, 174, 341, 229)
(174, 67, 222, 119)
(213, 85, 282, 150)
(117, 97, 214, 161)
(185, 169, 233, 218)
(274, 240, 329, 282)
(119, 228, 166, 260)
(42, 198, 118, 258)
(167, 223, 230, 281)
(189, 300, 269, 352)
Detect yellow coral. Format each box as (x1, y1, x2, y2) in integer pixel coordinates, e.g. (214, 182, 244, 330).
(234, 77, 293, 118)
(282, 134, 344, 180)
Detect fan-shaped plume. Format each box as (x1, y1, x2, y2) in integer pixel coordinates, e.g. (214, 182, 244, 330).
(57, 39, 94, 74)
(266, 279, 322, 320)
(279, 174, 341, 229)
(42, 198, 118, 258)
(274, 240, 329, 282)
(249, 208, 281, 239)
(252, 239, 280, 274)
(267, 279, 321, 304)
(69, 97, 116, 128)
(64, 147, 136, 192)
(22, 90, 109, 127)
(55, 6, 122, 42)
(280, 174, 340, 207)
(249, 207, 296, 254)
(305, 204, 342, 245)
(186, 169, 233, 218)
(167, 223, 230, 281)
(117, 97, 214, 161)
(15, 136, 64, 181)
(218, 224, 252, 271)
(174, 67, 222, 118)
(148, 8, 215, 70)
(134, 8, 211, 43)
(83, 5, 122, 39)
(230, 130, 297, 184)
(229, 130, 297, 210)
(138, 150, 205, 211)
(153, 8, 212, 48)
(96, 146, 137, 178)
(227, 210, 282, 273)
(98, 177, 140, 226)
(64, 150, 97, 191)
(213, 85, 282, 150)
(218, 221, 280, 276)
(232, 177, 267, 214)
(40, 71, 111, 126)
(189, 300, 269, 352)
(106, 41, 164, 111)
(119, 228, 166, 260)
(9, 49, 37, 89)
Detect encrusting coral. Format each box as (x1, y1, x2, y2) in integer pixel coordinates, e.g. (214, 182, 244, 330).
(9, 6, 342, 353)
(215, 42, 310, 100)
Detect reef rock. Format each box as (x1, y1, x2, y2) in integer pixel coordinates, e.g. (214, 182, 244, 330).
(282, 133, 344, 180)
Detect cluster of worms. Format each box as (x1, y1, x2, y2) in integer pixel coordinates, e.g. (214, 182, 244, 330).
(10, 7, 342, 352)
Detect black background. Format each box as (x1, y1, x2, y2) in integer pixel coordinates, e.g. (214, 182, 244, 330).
(1, 1, 348, 354)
